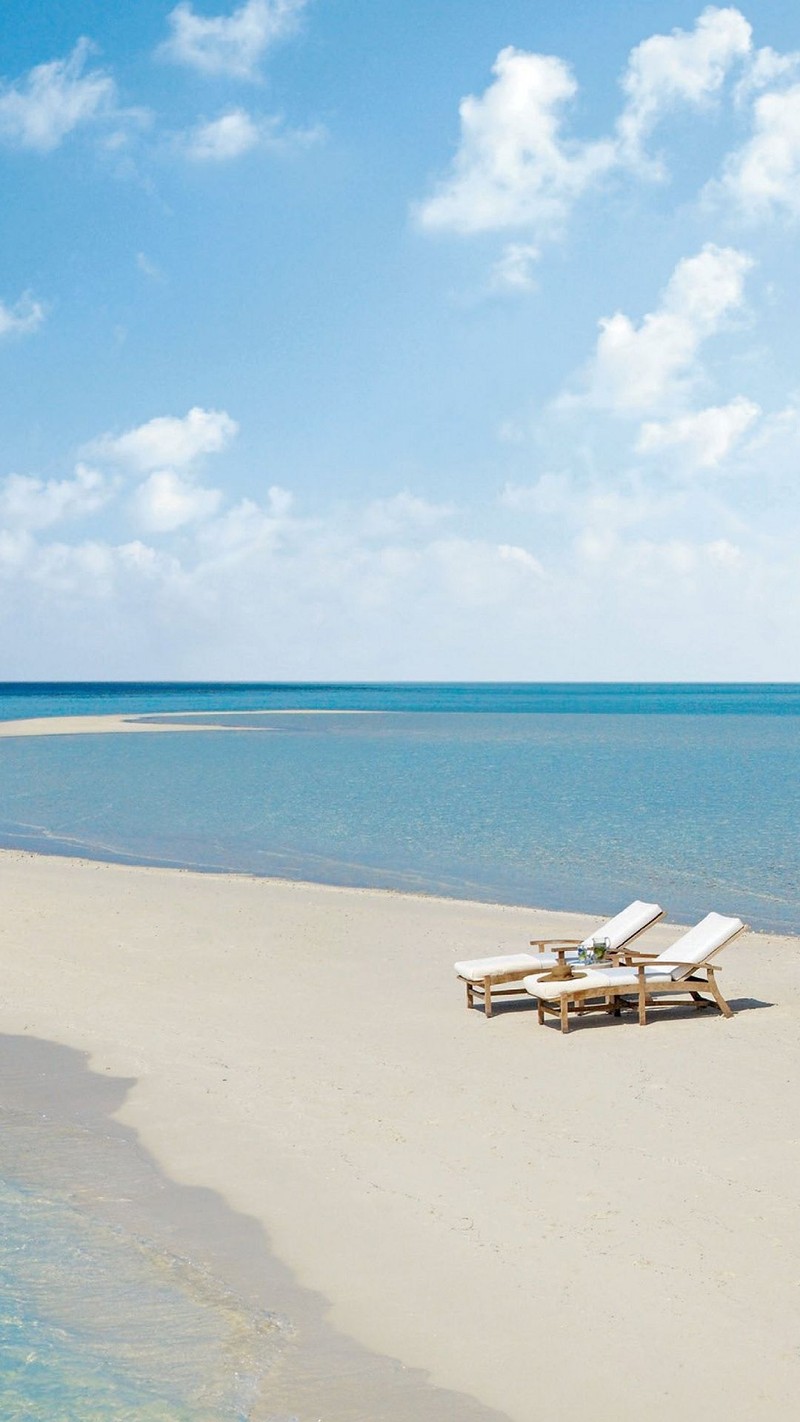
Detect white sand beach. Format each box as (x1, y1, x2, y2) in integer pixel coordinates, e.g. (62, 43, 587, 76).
(1, 849, 799, 1420)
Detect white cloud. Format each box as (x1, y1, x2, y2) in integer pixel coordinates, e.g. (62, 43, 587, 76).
(181, 107, 320, 161)
(89, 407, 238, 472)
(734, 44, 800, 102)
(184, 108, 262, 161)
(489, 242, 540, 293)
(1, 458, 798, 679)
(11, 536, 183, 600)
(193, 490, 289, 562)
(418, 536, 545, 608)
(360, 492, 455, 538)
(498, 543, 544, 573)
(617, 6, 752, 172)
(415, 11, 755, 248)
(637, 395, 760, 467)
(415, 47, 615, 236)
(718, 83, 800, 216)
(501, 475, 570, 515)
(131, 470, 223, 533)
(707, 536, 743, 565)
(576, 243, 753, 413)
(159, 0, 307, 79)
(575, 528, 746, 581)
(0, 464, 109, 530)
(0, 39, 118, 152)
(0, 292, 46, 338)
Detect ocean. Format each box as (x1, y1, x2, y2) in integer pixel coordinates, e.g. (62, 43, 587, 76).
(0, 681, 797, 1420)
(0, 682, 798, 933)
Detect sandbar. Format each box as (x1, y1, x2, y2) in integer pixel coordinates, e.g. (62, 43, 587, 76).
(1, 849, 798, 1420)
(0, 708, 372, 737)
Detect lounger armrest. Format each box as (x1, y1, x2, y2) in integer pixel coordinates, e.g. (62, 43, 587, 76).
(631, 958, 720, 971)
(529, 938, 582, 950)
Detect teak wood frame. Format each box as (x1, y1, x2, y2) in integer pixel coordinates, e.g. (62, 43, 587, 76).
(462, 909, 665, 1018)
(534, 925, 748, 1034)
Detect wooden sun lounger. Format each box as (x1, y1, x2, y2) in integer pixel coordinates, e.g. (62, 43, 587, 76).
(524, 913, 747, 1033)
(454, 901, 664, 1017)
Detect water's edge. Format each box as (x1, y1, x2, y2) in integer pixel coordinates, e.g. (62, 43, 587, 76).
(0, 1033, 509, 1422)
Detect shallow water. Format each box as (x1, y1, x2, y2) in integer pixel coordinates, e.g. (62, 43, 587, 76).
(0, 1173, 271, 1421)
(0, 1052, 279, 1422)
(0, 696, 798, 931)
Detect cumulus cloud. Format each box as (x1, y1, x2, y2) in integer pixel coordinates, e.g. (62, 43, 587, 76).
(0, 292, 46, 338)
(4, 386, 799, 677)
(0, 464, 109, 531)
(181, 107, 321, 161)
(415, 47, 615, 236)
(193, 488, 292, 565)
(637, 395, 760, 466)
(734, 44, 800, 102)
(415, 9, 757, 248)
(617, 6, 752, 172)
(89, 407, 238, 472)
(0, 455, 796, 679)
(183, 108, 262, 161)
(158, 0, 307, 79)
(489, 242, 540, 293)
(575, 243, 753, 413)
(718, 83, 800, 216)
(131, 470, 223, 533)
(0, 39, 119, 152)
(360, 492, 455, 539)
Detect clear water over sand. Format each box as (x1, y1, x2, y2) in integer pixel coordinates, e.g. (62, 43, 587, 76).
(0, 683, 798, 933)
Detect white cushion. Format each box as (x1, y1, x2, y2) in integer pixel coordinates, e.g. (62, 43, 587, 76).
(656, 912, 744, 980)
(582, 899, 662, 952)
(524, 964, 674, 1000)
(454, 952, 572, 981)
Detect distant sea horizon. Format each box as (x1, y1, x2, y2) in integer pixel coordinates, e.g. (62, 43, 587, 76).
(1, 679, 800, 719)
(1, 680, 798, 933)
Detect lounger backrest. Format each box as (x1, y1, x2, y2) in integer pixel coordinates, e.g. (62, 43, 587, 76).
(582, 899, 662, 952)
(656, 912, 744, 980)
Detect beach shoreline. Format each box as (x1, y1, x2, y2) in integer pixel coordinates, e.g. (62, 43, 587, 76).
(1, 848, 799, 1420)
(0, 1030, 505, 1422)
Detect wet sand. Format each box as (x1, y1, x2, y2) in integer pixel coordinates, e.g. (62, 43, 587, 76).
(1, 850, 799, 1420)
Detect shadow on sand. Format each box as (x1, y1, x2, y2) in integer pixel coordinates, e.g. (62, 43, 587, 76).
(0, 1033, 510, 1422)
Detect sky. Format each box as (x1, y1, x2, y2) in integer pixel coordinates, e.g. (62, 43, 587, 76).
(2, 0, 800, 680)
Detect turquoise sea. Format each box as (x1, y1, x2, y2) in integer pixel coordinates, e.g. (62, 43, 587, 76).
(0, 681, 798, 932)
(1, 681, 798, 1420)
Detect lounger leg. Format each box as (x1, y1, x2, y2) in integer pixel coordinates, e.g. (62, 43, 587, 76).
(483, 978, 492, 1018)
(465, 981, 474, 1010)
(706, 969, 733, 1019)
(538, 1000, 544, 1025)
(638, 982, 647, 1027)
(560, 995, 570, 1034)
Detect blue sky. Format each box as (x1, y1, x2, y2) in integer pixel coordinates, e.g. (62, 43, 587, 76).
(2, 1, 800, 678)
